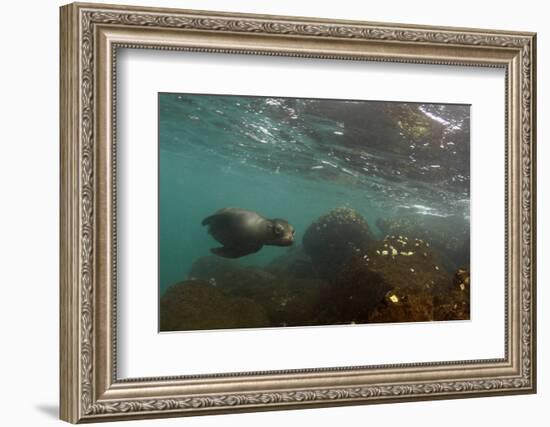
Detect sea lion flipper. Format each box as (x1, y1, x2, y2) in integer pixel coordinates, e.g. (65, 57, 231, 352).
(201, 214, 217, 226)
(210, 247, 237, 258)
(201, 211, 234, 227)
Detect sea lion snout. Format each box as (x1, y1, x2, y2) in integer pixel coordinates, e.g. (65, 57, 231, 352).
(269, 219, 295, 246)
(274, 232, 294, 246)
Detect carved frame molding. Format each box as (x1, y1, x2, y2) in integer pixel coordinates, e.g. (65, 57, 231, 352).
(60, 2, 536, 423)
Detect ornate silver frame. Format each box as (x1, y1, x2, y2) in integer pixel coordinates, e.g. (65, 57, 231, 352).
(60, 2, 537, 423)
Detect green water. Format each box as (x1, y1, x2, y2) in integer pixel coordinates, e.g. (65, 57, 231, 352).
(159, 93, 470, 295)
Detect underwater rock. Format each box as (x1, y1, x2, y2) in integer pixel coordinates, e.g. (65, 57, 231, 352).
(359, 235, 454, 323)
(317, 234, 453, 325)
(216, 267, 324, 327)
(375, 214, 469, 271)
(264, 245, 318, 280)
(365, 235, 452, 293)
(453, 266, 470, 296)
(187, 255, 243, 284)
(367, 288, 435, 323)
(215, 267, 277, 296)
(317, 254, 390, 325)
(302, 207, 375, 281)
(433, 266, 470, 320)
(160, 280, 270, 331)
(261, 278, 324, 327)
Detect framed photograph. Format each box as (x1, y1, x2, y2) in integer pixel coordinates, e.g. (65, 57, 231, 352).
(60, 2, 537, 423)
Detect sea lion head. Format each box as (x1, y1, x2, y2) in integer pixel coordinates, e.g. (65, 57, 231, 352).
(266, 219, 295, 247)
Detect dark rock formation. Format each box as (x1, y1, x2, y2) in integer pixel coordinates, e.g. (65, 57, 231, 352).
(302, 207, 375, 281)
(264, 245, 318, 280)
(365, 235, 452, 293)
(215, 268, 324, 327)
(362, 235, 454, 323)
(160, 280, 270, 331)
(317, 254, 390, 325)
(187, 255, 242, 284)
(375, 214, 469, 271)
(162, 230, 469, 331)
(434, 266, 470, 320)
(368, 288, 436, 323)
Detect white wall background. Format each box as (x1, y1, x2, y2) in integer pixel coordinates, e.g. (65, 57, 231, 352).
(0, 0, 545, 426)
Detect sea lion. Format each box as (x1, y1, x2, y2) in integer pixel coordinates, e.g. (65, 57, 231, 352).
(201, 208, 295, 258)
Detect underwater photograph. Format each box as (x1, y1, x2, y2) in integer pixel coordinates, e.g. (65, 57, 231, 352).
(158, 93, 471, 332)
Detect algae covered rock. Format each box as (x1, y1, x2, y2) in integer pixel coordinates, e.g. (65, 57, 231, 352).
(365, 235, 452, 293)
(367, 288, 435, 323)
(363, 236, 469, 323)
(215, 266, 278, 296)
(261, 278, 324, 327)
(302, 207, 375, 280)
(453, 266, 470, 296)
(434, 266, 470, 320)
(215, 267, 324, 327)
(361, 235, 454, 323)
(367, 265, 470, 324)
(187, 255, 242, 284)
(165, 229, 469, 330)
(160, 280, 270, 331)
(376, 214, 469, 271)
(317, 254, 390, 325)
(317, 234, 453, 325)
(265, 245, 318, 280)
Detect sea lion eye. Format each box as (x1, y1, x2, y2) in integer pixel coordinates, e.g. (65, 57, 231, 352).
(274, 224, 284, 236)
